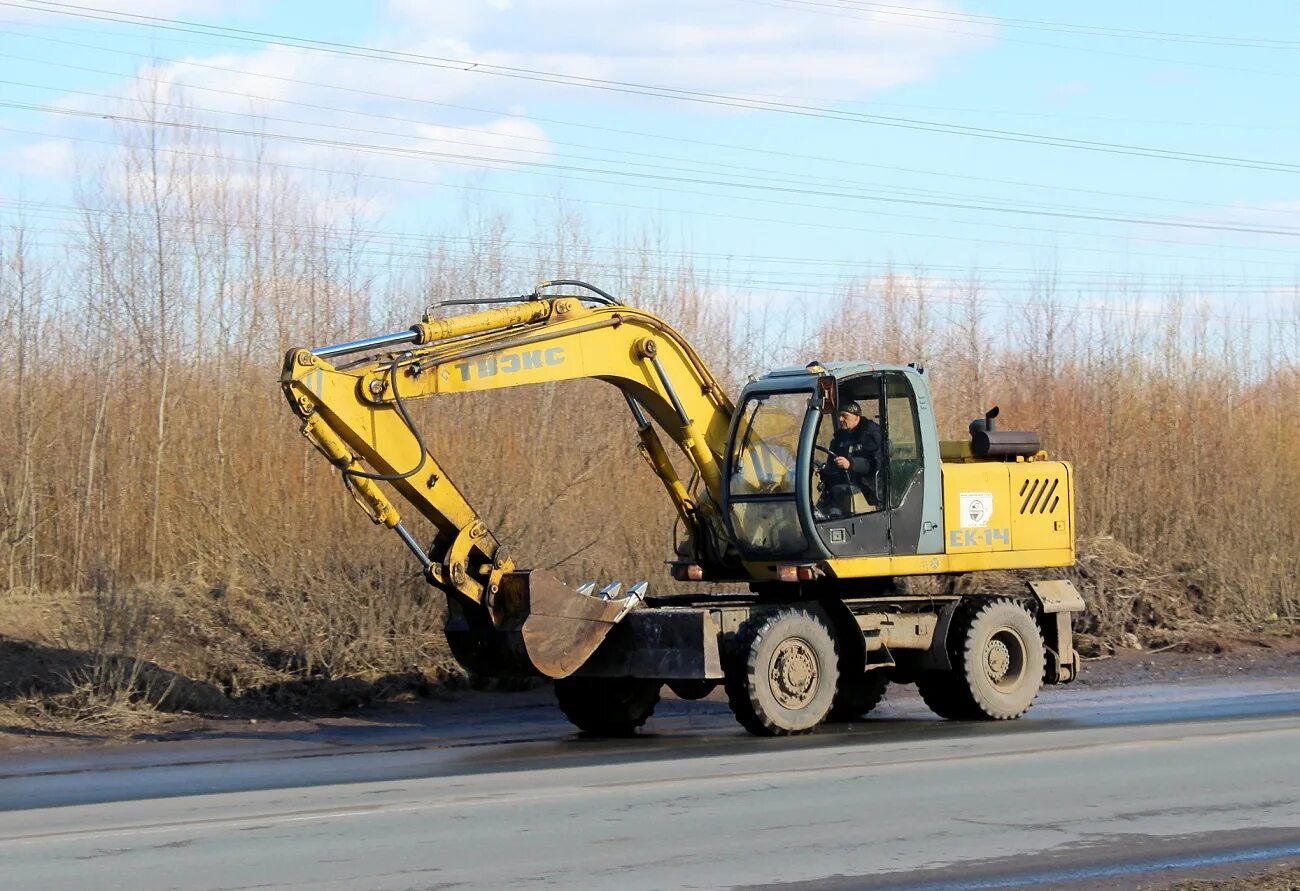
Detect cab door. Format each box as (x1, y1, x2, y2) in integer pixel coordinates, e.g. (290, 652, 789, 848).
(810, 371, 928, 558)
(724, 390, 814, 560)
(810, 374, 890, 557)
(881, 371, 927, 555)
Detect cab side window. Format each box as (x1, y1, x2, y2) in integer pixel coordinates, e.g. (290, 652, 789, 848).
(885, 374, 923, 509)
(812, 377, 884, 521)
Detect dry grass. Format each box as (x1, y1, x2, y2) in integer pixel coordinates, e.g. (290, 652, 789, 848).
(0, 573, 463, 732)
(0, 109, 1296, 729)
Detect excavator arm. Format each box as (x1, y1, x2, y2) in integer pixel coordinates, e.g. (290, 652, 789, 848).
(280, 283, 737, 678)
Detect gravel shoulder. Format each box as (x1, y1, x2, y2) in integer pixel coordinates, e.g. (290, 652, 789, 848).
(1075, 631, 1300, 688)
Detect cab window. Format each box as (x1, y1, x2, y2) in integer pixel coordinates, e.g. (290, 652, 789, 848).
(885, 373, 923, 509)
(728, 393, 804, 497)
(727, 392, 809, 557)
(812, 377, 884, 521)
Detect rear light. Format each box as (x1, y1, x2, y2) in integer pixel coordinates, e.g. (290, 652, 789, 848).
(775, 564, 819, 583)
(671, 563, 705, 581)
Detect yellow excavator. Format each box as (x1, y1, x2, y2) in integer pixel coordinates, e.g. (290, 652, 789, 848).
(281, 281, 1084, 736)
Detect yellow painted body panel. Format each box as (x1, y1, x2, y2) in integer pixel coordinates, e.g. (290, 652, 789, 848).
(1008, 462, 1074, 552)
(746, 547, 1076, 581)
(941, 460, 1074, 560)
(743, 457, 1076, 581)
(942, 463, 1015, 554)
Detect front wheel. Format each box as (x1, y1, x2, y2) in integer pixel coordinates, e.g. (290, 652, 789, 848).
(725, 608, 839, 736)
(554, 677, 661, 736)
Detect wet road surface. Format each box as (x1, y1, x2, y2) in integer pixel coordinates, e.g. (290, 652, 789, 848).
(0, 676, 1296, 889)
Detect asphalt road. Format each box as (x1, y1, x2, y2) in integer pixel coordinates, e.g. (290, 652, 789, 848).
(0, 676, 1297, 890)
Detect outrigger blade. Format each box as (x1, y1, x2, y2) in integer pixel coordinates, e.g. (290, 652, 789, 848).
(500, 569, 643, 678)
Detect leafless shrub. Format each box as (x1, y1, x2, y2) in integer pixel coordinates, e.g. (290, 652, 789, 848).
(0, 97, 1295, 722)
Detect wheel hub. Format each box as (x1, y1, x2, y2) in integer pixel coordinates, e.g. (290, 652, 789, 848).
(985, 639, 1012, 681)
(770, 638, 818, 708)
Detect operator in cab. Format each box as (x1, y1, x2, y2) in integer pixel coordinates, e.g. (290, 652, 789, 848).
(815, 401, 882, 520)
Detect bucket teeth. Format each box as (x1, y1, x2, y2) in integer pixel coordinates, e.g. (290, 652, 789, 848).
(576, 581, 596, 596)
(597, 581, 623, 601)
(611, 581, 646, 621)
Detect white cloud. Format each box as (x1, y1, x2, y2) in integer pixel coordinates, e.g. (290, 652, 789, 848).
(13, 2, 990, 227)
(412, 119, 552, 168)
(44, 1, 991, 160)
(383, 0, 991, 101)
(133, 47, 315, 113)
(9, 140, 77, 178)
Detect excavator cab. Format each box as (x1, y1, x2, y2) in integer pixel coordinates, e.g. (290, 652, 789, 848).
(723, 363, 944, 566)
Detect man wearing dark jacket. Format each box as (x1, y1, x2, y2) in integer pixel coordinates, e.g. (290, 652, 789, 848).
(816, 401, 883, 520)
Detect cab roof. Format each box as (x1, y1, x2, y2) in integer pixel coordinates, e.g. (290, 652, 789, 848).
(754, 361, 925, 385)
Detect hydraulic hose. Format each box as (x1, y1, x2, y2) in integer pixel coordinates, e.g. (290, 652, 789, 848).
(340, 353, 430, 482)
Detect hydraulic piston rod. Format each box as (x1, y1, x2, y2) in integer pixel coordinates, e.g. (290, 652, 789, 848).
(312, 330, 420, 359)
(395, 523, 434, 569)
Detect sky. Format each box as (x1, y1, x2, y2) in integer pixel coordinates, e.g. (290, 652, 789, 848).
(1, 0, 1298, 335)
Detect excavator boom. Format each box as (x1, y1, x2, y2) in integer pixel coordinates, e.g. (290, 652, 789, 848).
(281, 284, 736, 677)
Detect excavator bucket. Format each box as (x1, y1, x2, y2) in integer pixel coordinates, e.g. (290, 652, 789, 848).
(501, 569, 640, 678)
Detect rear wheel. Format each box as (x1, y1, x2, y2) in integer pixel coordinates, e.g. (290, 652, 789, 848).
(827, 669, 890, 722)
(554, 677, 661, 736)
(915, 670, 980, 720)
(725, 608, 839, 736)
(919, 598, 1045, 721)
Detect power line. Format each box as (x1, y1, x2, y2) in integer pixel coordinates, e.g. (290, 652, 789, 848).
(6, 194, 1298, 289)
(6, 26, 1296, 221)
(6, 222, 1297, 331)
(6, 121, 1299, 273)
(7, 19, 1296, 137)
(7, 196, 1300, 325)
(9, 99, 1300, 242)
(10, 73, 1300, 238)
(5, 0, 1300, 174)
(14, 72, 1212, 225)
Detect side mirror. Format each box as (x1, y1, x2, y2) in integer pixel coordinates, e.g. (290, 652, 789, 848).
(815, 374, 838, 414)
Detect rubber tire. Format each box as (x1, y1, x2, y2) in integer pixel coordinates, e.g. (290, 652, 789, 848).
(554, 677, 662, 736)
(919, 598, 1045, 721)
(827, 669, 889, 722)
(725, 608, 839, 736)
(915, 670, 981, 720)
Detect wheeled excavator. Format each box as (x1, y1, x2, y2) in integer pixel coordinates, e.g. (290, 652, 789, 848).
(281, 281, 1084, 736)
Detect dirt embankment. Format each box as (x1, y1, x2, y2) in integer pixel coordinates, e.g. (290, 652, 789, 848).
(0, 535, 1294, 742)
(0, 574, 466, 737)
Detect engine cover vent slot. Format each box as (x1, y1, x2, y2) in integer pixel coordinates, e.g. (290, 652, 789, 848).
(1018, 477, 1060, 515)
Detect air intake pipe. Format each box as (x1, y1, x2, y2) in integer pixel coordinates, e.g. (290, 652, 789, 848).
(969, 406, 1042, 458)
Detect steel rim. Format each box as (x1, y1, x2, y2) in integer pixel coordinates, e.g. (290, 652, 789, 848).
(768, 637, 819, 708)
(984, 627, 1027, 692)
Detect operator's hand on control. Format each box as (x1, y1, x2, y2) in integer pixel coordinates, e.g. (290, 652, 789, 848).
(832, 456, 851, 470)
